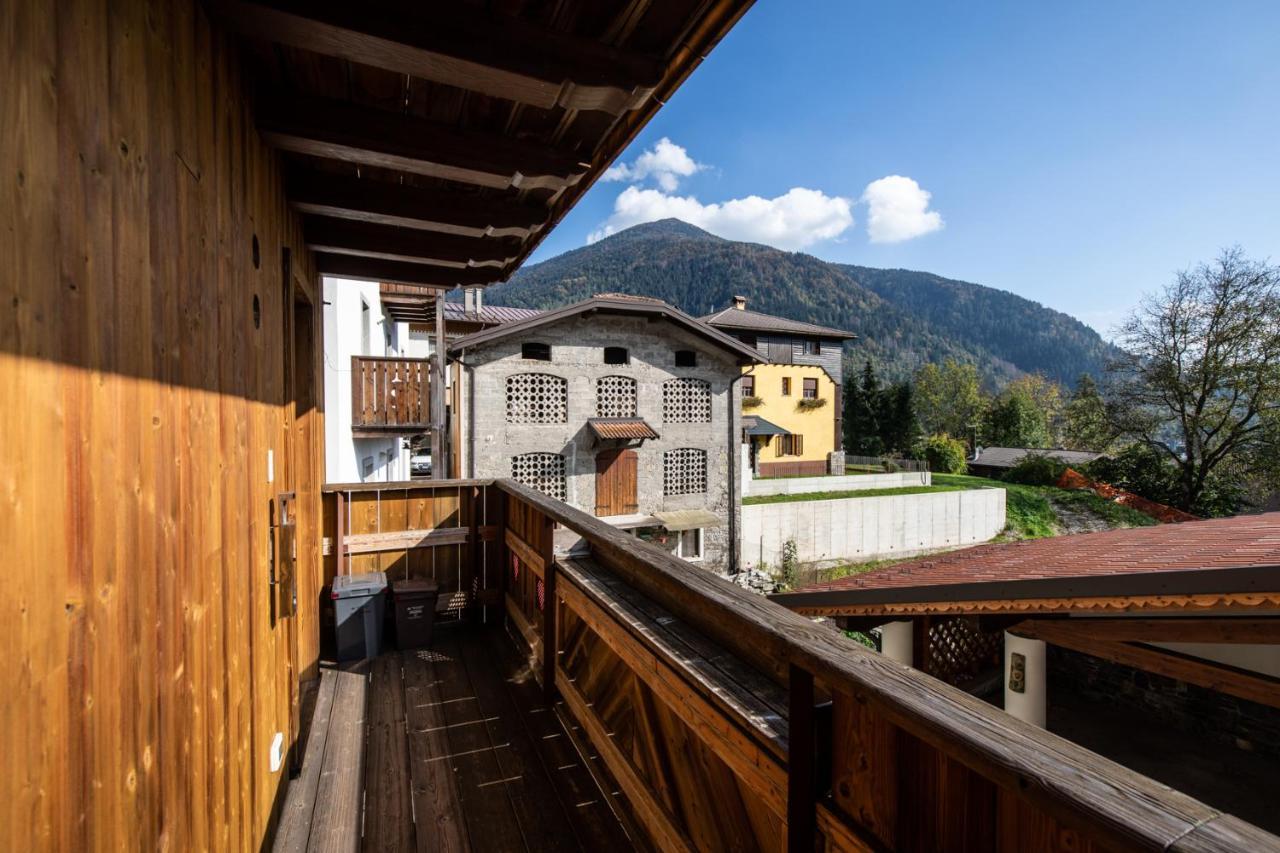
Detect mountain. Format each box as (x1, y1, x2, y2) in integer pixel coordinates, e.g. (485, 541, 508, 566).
(483, 219, 1119, 387)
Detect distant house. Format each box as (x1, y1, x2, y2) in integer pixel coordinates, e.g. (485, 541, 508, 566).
(323, 283, 537, 483)
(968, 446, 1105, 479)
(450, 294, 762, 571)
(703, 296, 855, 477)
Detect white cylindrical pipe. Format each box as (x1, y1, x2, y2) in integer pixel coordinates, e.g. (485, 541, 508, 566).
(1004, 632, 1047, 727)
(880, 621, 913, 666)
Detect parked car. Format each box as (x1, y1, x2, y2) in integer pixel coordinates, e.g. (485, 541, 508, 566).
(410, 453, 432, 477)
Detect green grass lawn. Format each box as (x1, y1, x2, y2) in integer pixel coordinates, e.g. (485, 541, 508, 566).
(743, 484, 968, 506)
(931, 473, 1156, 539)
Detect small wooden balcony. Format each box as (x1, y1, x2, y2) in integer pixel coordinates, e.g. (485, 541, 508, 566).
(301, 479, 1277, 852)
(351, 355, 431, 435)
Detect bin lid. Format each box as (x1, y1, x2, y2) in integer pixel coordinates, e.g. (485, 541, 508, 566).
(393, 579, 439, 598)
(332, 571, 388, 599)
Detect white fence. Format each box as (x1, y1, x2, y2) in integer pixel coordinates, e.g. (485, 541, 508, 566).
(742, 487, 1006, 569)
(746, 470, 930, 496)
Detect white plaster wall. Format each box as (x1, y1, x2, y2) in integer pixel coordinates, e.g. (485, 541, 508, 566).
(741, 487, 1005, 568)
(322, 277, 409, 484)
(745, 470, 931, 496)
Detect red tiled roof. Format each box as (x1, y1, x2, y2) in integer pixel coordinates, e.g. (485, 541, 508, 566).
(799, 512, 1280, 595)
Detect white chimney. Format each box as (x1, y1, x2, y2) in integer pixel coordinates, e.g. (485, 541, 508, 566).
(464, 286, 483, 314)
(732, 294, 747, 310)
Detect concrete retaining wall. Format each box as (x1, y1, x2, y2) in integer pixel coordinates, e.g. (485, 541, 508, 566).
(742, 487, 1005, 569)
(746, 470, 930, 496)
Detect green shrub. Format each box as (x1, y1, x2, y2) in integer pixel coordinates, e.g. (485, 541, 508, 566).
(920, 433, 968, 474)
(778, 539, 799, 590)
(1002, 453, 1068, 486)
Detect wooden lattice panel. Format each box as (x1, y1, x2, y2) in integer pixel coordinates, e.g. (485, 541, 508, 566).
(506, 372, 568, 423)
(663, 448, 707, 496)
(511, 452, 566, 500)
(926, 618, 1003, 687)
(596, 375, 637, 417)
(662, 377, 711, 423)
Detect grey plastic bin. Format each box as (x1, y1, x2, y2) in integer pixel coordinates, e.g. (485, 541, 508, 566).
(331, 571, 388, 661)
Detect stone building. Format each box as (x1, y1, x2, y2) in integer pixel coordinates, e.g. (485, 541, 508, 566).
(450, 295, 762, 571)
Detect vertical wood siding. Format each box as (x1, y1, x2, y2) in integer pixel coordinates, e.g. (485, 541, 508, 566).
(1, 1, 322, 849)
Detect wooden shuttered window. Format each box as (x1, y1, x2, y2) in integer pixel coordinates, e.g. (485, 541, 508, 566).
(802, 378, 818, 399)
(777, 434, 804, 456)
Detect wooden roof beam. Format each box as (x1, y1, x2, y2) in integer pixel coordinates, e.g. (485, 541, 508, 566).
(287, 171, 547, 239)
(259, 97, 589, 191)
(302, 217, 522, 270)
(315, 253, 504, 289)
(215, 0, 663, 114)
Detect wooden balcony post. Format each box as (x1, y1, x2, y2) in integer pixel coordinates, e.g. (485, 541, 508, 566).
(541, 513, 557, 702)
(787, 663, 816, 852)
(430, 293, 446, 478)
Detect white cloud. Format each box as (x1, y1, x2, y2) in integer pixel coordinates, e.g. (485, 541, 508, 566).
(587, 186, 855, 249)
(860, 175, 944, 243)
(602, 137, 705, 192)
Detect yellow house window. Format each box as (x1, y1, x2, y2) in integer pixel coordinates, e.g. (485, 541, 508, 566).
(802, 378, 818, 399)
(781, 377, 791, 396)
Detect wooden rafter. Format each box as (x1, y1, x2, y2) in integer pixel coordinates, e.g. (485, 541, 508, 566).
(258, 97, 590, 191)
(215, 0, 664, 114)
(313, 253, 501, 288)
(1012, 617, 1280, 646)
(302, 217, 521, 269)
(288, 171, 547, 239)
(1011, 619, 1280, 709)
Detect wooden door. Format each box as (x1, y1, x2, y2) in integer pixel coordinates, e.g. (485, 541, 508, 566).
(595, 449, 638, 517)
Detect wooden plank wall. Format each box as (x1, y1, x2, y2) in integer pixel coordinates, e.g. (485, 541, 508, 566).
(1, 1, 323, 850)
(321, 483, 504, 614)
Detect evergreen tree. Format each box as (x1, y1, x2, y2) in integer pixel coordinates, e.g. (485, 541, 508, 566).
(878, 382, 921, 455)
(844, 360, 883, 455)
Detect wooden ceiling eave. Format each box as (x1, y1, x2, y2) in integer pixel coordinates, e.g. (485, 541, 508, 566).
(214, 0, 665, 114)
(286, 171, 546, 239)
(231, 0, 758, 289)
(257, 97, 590, 192)
(301, 217, 522, 270)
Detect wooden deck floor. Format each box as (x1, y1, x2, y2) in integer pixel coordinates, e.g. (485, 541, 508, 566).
(273, 625, 635, 853)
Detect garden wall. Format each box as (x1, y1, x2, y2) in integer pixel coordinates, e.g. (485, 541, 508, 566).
(742, 487, 1005, 569)
(746, 470, 931, 496)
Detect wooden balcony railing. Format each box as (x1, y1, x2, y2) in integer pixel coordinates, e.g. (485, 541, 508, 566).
(320, 478, 1277, 852)
(350, 355, 431, 433)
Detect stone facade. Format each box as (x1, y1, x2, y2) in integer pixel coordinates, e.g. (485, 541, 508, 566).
(455, 312, 744, 571)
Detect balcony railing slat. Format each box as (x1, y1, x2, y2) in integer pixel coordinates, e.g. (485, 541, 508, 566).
(350, 355, 431, 431)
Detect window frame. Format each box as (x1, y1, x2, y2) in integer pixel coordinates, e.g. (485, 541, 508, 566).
(781, 376, 792, 396)
(675, 528, 703, 562)
(799, 338, 821, 356)
(802, 377, 818, 399)
(741, 375, 755, 397)
(520, 341, 552, 361)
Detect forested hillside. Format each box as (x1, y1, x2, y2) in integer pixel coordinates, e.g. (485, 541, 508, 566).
(484, 219, 1118, 386)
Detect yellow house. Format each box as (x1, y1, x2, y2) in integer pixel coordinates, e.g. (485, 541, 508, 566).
(703, 297, 855, 476)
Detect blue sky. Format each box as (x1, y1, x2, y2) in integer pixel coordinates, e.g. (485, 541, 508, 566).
(529, 1, 1280, 337)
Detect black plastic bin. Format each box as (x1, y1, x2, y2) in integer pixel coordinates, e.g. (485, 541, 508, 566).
(392, 579, 439, 650)
(331, 572, 388, 661)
